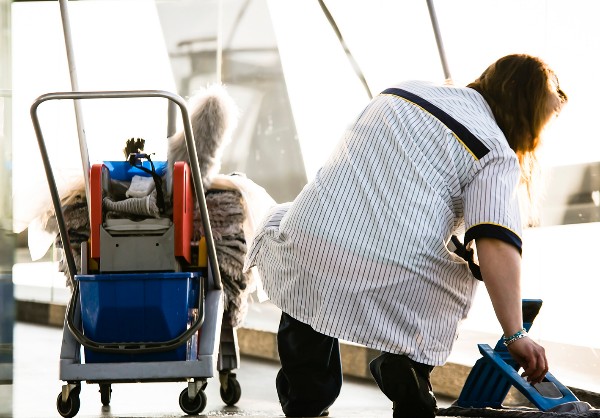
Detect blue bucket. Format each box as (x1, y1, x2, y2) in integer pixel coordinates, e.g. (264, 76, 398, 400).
(76, 272, 200, 363)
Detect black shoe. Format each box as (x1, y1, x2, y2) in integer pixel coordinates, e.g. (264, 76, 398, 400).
(369, 354, 437, 418)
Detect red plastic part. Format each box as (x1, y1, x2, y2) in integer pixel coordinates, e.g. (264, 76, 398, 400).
(173, 161, 193, 264)
(89, 164, 104, 261)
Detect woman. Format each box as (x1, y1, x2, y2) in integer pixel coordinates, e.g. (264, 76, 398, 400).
(244, 54, 568, 418)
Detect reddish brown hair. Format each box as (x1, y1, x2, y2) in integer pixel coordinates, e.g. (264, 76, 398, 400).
(468, 54, 567, 208)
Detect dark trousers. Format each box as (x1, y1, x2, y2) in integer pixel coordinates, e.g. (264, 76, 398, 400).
(275, 312, 342, 417)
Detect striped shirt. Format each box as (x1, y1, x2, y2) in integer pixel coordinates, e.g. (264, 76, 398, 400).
(244, 80, 523, 366)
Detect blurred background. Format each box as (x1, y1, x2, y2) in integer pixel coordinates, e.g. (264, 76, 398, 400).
(2, 0, 600, 415)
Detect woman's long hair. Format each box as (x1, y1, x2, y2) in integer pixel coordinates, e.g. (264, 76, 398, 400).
(467, 54, 568, 224)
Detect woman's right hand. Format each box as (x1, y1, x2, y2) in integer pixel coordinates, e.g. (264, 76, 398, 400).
(506, 336, 548, 384)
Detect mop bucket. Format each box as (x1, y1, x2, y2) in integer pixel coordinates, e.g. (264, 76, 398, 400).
(77, 271, 202, 363)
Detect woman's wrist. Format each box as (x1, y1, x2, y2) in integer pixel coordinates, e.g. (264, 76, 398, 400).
(503, 328, 528, 347)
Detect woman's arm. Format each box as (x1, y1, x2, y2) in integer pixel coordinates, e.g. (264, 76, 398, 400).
(476, 237, 548, 384)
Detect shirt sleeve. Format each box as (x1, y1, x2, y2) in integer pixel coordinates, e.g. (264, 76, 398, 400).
(243, 202, 292, 271)
(463, 151, 523, 253)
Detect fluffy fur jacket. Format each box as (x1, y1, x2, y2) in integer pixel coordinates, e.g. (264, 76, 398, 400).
(42, 83, 255, 328)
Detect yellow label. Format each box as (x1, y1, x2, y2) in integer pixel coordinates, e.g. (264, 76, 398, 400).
(197, 237, 208, 268)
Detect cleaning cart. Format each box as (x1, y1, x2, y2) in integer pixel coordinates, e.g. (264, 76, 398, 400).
(31, 90, 241, 417)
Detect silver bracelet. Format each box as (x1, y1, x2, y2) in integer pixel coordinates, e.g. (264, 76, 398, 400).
(503, 328, 528, 347)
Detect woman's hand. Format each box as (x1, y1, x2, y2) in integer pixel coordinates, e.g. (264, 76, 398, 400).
(506, 336, 548, 384)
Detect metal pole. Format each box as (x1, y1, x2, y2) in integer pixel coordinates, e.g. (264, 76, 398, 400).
(216, 0, 223, 83)
(167, 101, 177, 137)
(58, 0, 92, 216)
(426, 0, 452, 82)
(317, 0, 372, 100)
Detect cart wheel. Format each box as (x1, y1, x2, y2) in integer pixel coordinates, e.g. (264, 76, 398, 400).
(179, 387, 207, 415)
(56, 391, 81, 418)
(220, 373, 242, 406)
(99, 383, 112, 406)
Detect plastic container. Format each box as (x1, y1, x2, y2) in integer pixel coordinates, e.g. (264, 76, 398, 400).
(103, 160, 167, 181)
(76, 272, 200, 363)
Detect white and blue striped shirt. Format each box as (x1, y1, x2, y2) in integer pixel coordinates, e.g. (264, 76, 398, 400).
(244, 80, 522, 366)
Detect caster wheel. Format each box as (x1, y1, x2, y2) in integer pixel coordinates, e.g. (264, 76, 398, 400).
(220, 373, 242, 406)
(99, 383, 112, 406)
(56, 391, 81, 418)
(179, 387, 207, 415)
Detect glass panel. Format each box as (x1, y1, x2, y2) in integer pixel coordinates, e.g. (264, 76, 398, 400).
(156, 0, 307, 203)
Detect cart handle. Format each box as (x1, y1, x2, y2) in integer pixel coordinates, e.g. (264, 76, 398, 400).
(31, 90, 221, 353)
(30, 90, 222, 291)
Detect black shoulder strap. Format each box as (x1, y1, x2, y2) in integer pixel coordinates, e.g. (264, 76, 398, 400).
(382, 87, 484, 281)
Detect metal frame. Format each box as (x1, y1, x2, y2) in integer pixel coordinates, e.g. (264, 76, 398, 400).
(31, 90, 222, 354)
